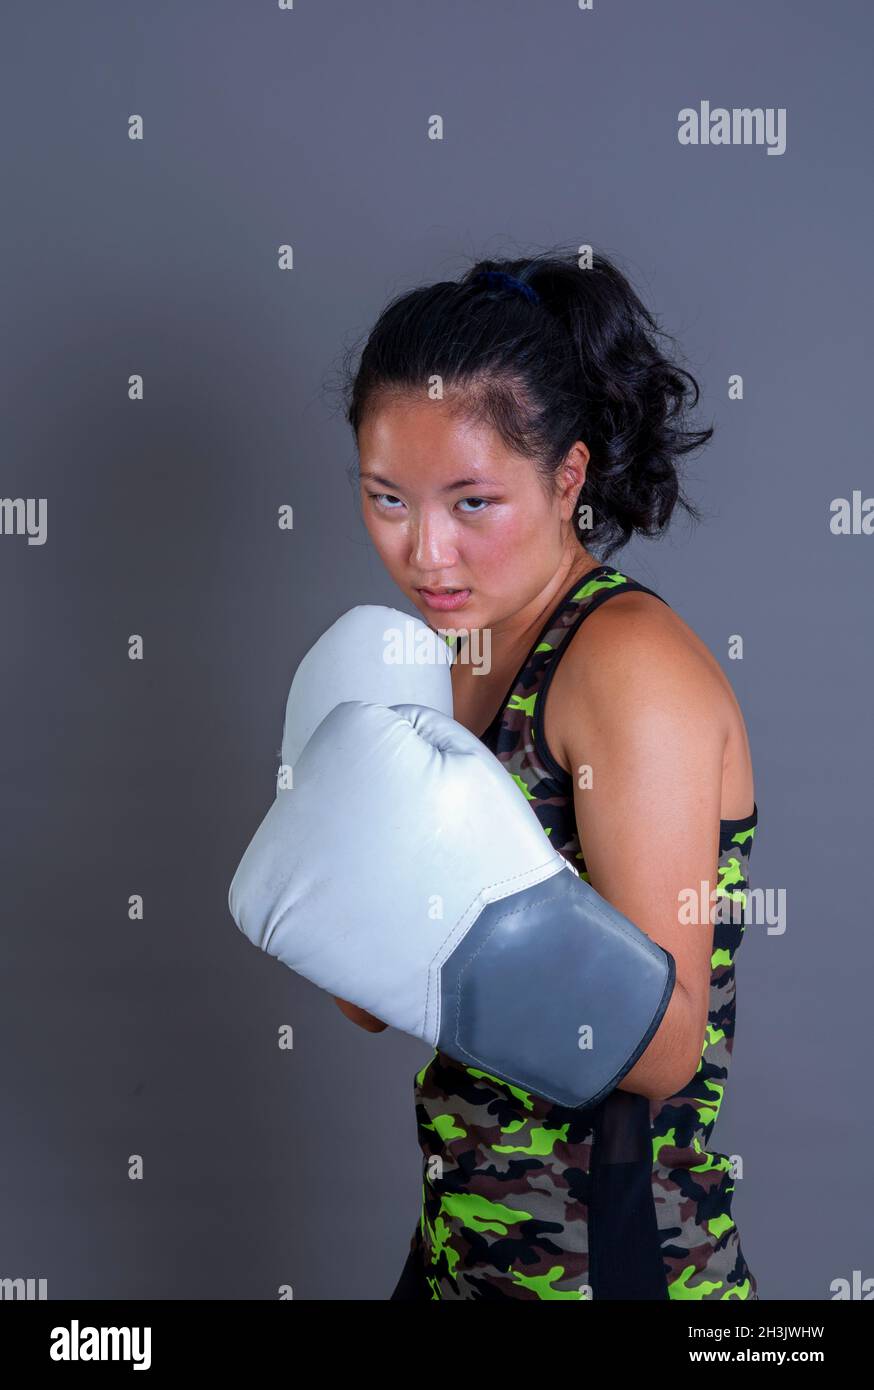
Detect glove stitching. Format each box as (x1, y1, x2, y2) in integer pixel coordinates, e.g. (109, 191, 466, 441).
(424, 857, 564, 1035)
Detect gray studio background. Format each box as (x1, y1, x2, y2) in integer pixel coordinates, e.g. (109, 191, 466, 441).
(1, 0, 870, 1300)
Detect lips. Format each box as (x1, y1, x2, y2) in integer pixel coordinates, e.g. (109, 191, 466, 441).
(417, 587, 472, 612)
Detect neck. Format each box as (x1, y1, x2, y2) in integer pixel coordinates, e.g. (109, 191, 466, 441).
(451, 549, 602, 683)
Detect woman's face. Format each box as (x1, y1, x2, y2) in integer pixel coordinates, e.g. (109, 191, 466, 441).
(357, 396, 591, 629)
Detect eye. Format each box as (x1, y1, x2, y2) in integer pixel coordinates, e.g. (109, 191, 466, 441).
(365, 492, 493, 515)
(367, 492, 405, 511)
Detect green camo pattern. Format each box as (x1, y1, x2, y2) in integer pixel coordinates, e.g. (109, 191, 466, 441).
(410, 566, 759, 1301)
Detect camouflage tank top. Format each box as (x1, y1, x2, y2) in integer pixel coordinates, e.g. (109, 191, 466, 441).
(409, 564, 759, 1300)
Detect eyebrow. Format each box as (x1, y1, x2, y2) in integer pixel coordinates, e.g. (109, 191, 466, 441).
(359, 471, 497, 494)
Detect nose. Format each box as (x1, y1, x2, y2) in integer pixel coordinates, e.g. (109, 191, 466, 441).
(409, 508, 458, 572)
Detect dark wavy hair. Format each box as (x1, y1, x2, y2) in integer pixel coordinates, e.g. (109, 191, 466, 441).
(338, 244, 711, 560)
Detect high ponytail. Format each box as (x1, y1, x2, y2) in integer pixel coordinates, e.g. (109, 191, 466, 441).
(341, 244, 711, 559)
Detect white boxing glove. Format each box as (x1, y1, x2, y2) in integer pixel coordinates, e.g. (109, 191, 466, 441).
(229, 699, 675, 1110)
(276, 604, 454, 781)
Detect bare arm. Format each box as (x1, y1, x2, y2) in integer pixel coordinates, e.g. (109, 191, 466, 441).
(334, 996, 388, 1032)
(553, 600, 729, 1101)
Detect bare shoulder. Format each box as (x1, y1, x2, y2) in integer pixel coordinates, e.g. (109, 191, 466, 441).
(544, 589, 739, 775)
(553, 588, 729, 697)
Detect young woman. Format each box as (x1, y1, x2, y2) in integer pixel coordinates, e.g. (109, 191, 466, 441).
(336, 248, 759, 1301)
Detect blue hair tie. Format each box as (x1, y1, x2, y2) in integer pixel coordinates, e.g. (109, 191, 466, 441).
(472, 269, 541, 306)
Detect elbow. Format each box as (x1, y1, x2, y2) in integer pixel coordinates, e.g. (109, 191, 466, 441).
(635, 1009, 704, 1102)
(334, 996, 388, 1032)
(653, 1038, 704, 1102)
(642, 1060, 699, 1104)
(636, 1061, 696, 1103)
(619, 1052, 698, 1104)
(361, 1017, 389, 1033)
(658, 983, 706, 1099)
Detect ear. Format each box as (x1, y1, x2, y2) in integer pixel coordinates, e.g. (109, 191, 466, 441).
(557, 440, 590, 518)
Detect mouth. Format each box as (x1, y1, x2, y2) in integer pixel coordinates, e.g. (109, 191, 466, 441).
(416, 586, 472, 611)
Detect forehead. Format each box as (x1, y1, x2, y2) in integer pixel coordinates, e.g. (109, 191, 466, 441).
(358, 398, 530, 486)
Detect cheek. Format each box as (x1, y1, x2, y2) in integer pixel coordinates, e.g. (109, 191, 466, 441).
(362, 507, 401, 558)
(363, 514, 419, 588)
(472, 503, 549, 571)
